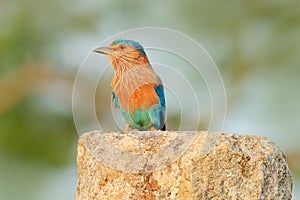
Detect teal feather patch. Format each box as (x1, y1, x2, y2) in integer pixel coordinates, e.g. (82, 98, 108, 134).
(119, 83, 166, 130)
(149, 104, 165, 130)
(111, 39, 146, 56)
(121, 109, 152, 130)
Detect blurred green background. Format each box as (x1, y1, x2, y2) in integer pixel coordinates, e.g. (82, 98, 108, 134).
(1, 0, 299, 199)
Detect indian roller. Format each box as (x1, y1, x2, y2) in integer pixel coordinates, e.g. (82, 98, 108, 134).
(93, 39, 166, 131)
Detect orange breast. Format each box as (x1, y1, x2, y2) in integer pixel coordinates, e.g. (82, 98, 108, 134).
(128, 83, 159, 114)
(112, 66, 159, 114)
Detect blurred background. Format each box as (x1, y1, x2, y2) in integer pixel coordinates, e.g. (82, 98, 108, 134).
(1, 0, 299, 199)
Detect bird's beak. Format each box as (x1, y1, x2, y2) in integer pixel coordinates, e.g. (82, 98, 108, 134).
(93, 47, 112, 55)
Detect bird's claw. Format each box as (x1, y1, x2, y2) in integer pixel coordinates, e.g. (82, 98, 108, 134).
(124, 124, 130, 131)
(150, 126, 156, 131)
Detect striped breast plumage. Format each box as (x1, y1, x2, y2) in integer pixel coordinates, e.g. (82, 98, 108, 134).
(112, 66, 166, 130)
(93, 39, 166, 131)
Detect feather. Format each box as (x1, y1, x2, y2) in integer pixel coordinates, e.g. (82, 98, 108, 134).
(111, 92, 120, 108)
(95, 39, 166, 131)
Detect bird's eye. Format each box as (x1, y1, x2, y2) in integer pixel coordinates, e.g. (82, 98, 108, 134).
(120, 45, 126, 49)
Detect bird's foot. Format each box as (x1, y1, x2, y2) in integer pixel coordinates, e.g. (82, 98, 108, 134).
(150, 126, 156, 131)
(124, 124, 130, 131)
(124, 124, 139, 131)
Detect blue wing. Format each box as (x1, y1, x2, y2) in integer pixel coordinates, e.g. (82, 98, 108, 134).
(148, 83, 166, 130)
(155, 84, 165, 109)
(111, 91, 120, 108)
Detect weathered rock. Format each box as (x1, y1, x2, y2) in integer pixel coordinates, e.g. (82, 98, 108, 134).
(76, 131, 292, 200)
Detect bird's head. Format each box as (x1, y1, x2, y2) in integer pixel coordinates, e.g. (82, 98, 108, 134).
(93, 39, 149, 70)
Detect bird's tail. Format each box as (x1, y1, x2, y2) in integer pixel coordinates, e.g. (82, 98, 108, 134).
(161, 124, 166, 131)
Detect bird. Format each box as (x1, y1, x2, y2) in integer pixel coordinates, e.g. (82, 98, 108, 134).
(93, 39, 166, 131)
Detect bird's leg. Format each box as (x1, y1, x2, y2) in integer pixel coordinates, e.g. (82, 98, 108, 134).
(150, 126, 156, 131)
(125, 124, 130, 131)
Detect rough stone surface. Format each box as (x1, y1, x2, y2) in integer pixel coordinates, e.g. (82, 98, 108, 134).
(76, 131, 293, 200)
